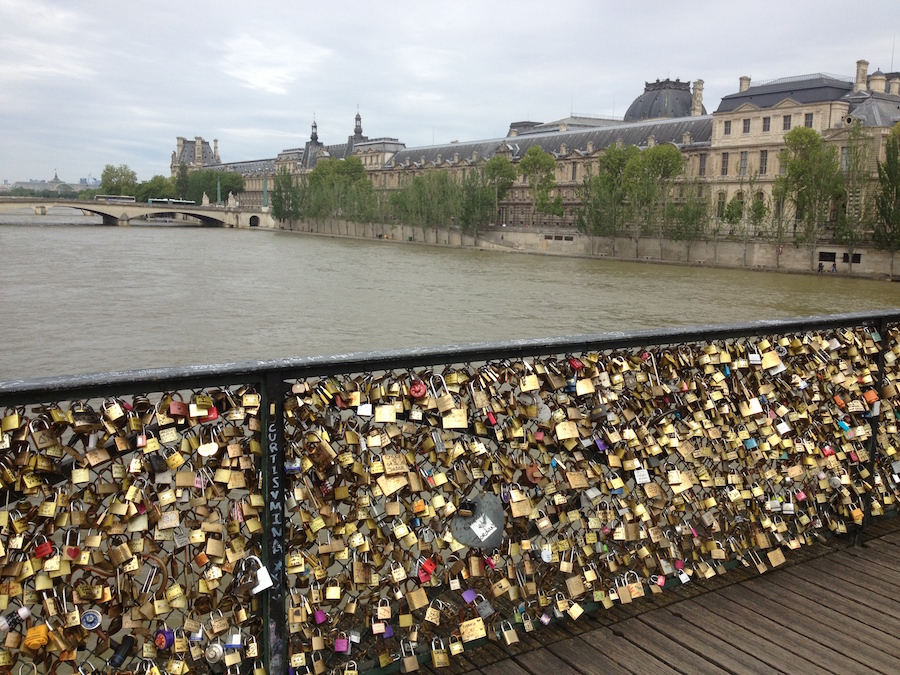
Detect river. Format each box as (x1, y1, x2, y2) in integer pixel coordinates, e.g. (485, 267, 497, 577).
(2, 209, 899, 380)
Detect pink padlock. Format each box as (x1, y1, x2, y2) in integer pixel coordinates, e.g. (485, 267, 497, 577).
(314, 609, 327, 625)
(334, 632, 349, 653)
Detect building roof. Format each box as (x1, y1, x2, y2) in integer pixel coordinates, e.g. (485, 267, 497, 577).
(176, 139, 218, 167)
(386, 115, 713, 169)
(209, 158, 277, 175)
(716, 74, 854, 113)
(512, 115, 624, 135)
(845, 91, 900, 127)
(624, 79, 702, 122)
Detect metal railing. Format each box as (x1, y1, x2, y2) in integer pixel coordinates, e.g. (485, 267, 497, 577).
(0, 310, 900, 673)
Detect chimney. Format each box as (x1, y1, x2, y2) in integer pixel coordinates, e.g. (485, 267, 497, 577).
(739, 76, 751, 92)
(682, 131, 692, 145)
(176, 137, 184, 160)
(855, 59, 869, 92)
(213, 138, 220, 163)
(870, 69, 886, 93)
(647, 135, 656, 148)
(691, 79, 704, 116)
(194, 136, 203, 166)
(889, 79, 900, 95)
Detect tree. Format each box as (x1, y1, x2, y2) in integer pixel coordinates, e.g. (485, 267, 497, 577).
(517, 146, 559, 224)
(100, 164, 138, 195)
(775, 127, 844, 269)
(175, 162, 190, 199)
(389, 170, 460, 228)
(484, 155, 517, 224)
(764, 180, 794, 270)
(667, 179, 709, 261)
(271, 167, 301, 226)
(304, 157, 376, 223)
(135, 175, 176, 203)
(458, 168, 494, 237)
(875, 129, 900, 276)
(834, 122, 875, 273)
(185, 170, 244, 205)
(575, 143, 640, 256)
(624, 144, 684, 258)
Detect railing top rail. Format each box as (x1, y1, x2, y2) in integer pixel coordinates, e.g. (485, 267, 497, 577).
(1, 310, 896, 406)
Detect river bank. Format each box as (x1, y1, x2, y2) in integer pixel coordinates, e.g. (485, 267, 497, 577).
(278, 217, 899, 280)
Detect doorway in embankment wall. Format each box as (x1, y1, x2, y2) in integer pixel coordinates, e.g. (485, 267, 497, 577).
(250, 216, 259, 227)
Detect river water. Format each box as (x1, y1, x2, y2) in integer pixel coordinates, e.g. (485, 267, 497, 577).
(2, 209, 899, 380)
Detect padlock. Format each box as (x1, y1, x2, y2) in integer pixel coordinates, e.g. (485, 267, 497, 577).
(245, 555, 273, 594)
(205, 639, 225, 664)
(224, 628, 242, 650)
(33, 536, 53, 559)
(155, 624, 175, 650)
(501, 620, 519, 645)
(334, 631, 350, 653)
(431, 637, 450, 667)
(401, 640, 419, 673)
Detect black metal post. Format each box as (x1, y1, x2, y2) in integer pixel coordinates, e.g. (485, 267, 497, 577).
(261, 372, 288, 674)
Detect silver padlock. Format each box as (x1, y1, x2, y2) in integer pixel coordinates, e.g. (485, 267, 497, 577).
(224, 628, 242, 650)
(247, 556, 273, 594)
(205, 639, 225, 664)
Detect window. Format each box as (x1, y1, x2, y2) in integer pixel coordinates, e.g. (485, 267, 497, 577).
(721, 152, 729, 176)
(783, 115, 792, 131)
(739, 151, 748, 176)
(699, 153, 707, 176)
(743, 118, 751, 134)
(804, 113, 814, 128)
(818, 252, 836, 263)
(724, 120, 732, 135)
(841, 147, 848, 172)
(759, 150, 768, 175)
(842, 253, 861, 264)
(572, 163, 577, 181)
(762, 116, 771, 132)
(716, 192, 727, 218)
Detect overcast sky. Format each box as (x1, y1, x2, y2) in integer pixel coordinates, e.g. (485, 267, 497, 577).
(1, 0, 897, 184)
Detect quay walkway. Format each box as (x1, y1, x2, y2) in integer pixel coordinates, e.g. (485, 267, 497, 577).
(438, 518, 900, 675)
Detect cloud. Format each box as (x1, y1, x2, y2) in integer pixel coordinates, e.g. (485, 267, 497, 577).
(0, 0, 96, 86)
(218, 35, 332, 95)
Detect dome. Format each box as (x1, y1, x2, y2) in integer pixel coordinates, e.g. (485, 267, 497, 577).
(624, 78, 704, 122)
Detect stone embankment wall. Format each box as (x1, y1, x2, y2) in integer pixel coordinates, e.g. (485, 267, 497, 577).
(281, 218, 898, 278)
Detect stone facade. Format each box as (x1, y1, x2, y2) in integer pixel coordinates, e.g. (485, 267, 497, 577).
(179, 57, 900, 245)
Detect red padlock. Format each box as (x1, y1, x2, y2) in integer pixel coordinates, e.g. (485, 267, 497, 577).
(34, 536, 53, 559)
(409, 380, 427, 399)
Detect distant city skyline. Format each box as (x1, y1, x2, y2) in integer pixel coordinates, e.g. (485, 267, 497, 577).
(1, 0, 897, 183)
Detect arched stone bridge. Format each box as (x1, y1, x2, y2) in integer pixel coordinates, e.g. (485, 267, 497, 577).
(0, 198, 275, 228)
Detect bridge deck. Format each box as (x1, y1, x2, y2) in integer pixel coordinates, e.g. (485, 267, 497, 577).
(435, 518, 900, 675)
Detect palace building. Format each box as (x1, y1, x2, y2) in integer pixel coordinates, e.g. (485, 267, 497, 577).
(175, 58, 900, 228)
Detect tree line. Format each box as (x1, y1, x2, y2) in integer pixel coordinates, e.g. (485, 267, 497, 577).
(576, 122, 900, 271)
(6, 163, 247, 204)
(272, 122, 900, 272)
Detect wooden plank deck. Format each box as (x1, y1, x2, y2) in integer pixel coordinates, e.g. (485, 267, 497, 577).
(429, 520, 900, 675)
